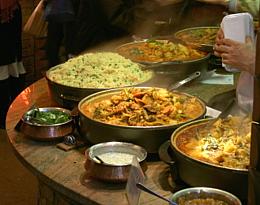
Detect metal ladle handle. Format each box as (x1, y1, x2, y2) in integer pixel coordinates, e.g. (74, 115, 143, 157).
(168, 71, 201, 91)
(136, 183, 177, 205)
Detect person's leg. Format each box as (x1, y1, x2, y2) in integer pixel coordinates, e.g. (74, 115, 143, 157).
(9, 74, 26, 103)
(46, 20, 63, 68)
(0, 78, 11, 129)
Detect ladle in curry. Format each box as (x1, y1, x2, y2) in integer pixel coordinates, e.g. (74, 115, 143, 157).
(136, 183, 178, 205)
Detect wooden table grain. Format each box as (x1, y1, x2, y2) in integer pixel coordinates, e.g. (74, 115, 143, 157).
(5, 76, 236, 205)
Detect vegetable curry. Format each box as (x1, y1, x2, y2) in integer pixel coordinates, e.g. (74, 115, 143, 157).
(81, 88, 205, 126)
(117, 40, 207, 63)
(174, 116, 251, 170)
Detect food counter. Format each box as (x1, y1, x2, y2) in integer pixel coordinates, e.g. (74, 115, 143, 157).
(6, 73, 236, 205)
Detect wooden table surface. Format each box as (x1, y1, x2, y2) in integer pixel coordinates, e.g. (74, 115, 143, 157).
(5, 74, 236, 205)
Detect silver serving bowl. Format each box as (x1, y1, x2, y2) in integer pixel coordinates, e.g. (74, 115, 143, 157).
(20, 107, 74, 141)
(84, 142, 147, 182)
(170, 187, 242, 205)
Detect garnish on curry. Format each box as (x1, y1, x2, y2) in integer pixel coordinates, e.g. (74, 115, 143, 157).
(80, 88, 205, 126)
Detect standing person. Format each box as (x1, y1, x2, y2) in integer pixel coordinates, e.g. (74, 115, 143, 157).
(71, 0, 134, 55)
(199, 0, 259, 112)
(44, 0, 79, 68)
(214, 28, 255, 112)
(0, 0, 26, 129)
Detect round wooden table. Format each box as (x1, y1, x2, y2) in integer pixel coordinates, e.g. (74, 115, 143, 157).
(6, 76, 235, 205)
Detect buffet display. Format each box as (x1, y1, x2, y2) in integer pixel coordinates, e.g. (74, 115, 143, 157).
(17, 31, 250, 203)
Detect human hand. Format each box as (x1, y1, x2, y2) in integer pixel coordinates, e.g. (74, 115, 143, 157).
(213, 28, 224, 57)
(214, 36, 255, 74)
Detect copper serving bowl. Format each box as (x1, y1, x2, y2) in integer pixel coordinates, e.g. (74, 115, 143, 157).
(19, 107, 74, 141)
(78, 87, 206, 153)
(84, 142, 147, 182)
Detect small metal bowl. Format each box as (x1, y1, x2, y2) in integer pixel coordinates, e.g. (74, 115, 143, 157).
(84, 142, 147, 182)
(170, 187, 242, 205)
(19, 107, 74, 141)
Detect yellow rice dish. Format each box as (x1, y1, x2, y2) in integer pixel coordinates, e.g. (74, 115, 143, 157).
(47, 52, 153, 88)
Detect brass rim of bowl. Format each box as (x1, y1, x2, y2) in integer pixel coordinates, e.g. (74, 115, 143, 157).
(86, 142, 147, 166)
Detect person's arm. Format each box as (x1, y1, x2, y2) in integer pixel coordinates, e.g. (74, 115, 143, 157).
(196, 0, 259, 18)
(229, 0, 260, 19)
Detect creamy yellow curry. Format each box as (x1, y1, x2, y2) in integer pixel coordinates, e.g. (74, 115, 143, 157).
(175, 116, 251, 170)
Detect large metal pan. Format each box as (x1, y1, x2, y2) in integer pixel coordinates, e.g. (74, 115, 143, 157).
(45, 65, 154, 109)
(116, 40, 211, 74)
(159, 118, 249, 200)
(77, 87, 206, 153)
(174, 26, 220, 52)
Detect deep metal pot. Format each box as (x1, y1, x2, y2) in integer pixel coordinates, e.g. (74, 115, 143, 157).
(77, 87, 206, 153)
(159, 118, 248, 200)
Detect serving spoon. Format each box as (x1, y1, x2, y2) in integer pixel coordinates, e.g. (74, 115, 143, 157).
(136, 182, 178, 205)
(167, 71, 201, 91)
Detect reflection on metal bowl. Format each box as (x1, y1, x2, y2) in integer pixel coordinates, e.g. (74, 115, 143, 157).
(19, 107, 74, 141)
(84, 142, 147, 182)
(78, 87, 206, 153)
(46, 75, 106, 108)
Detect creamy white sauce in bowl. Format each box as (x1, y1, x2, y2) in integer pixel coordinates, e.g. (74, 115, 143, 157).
(94, 152, 141, 166)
